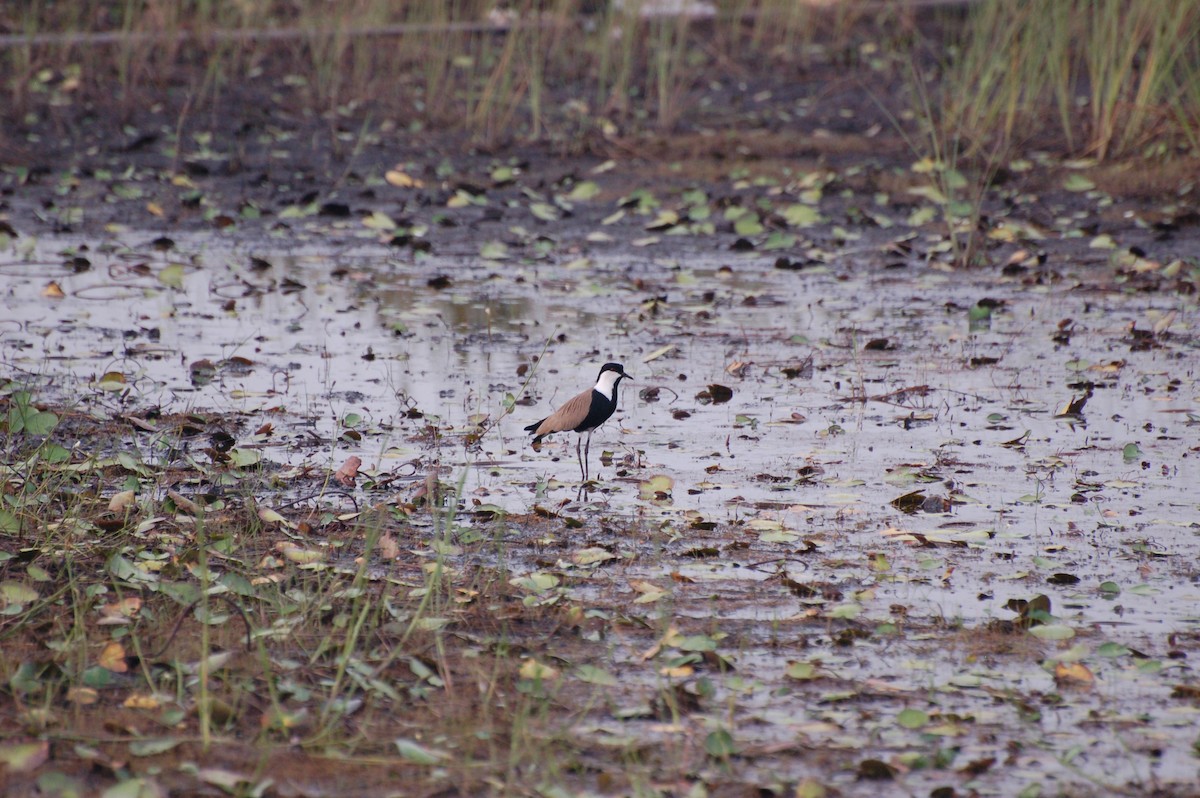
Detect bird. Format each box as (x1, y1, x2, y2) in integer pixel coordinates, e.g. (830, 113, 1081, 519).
(524, 362, 631, 482)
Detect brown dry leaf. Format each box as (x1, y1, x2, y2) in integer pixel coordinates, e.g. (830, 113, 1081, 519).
(67, 686, 99, 705)
(630, 579, 668, 603)
(377, 533, 400, 560)
(334, 456, 362, 487)
(167, 490, 202, 515)
(109, 490, 137, 512)
(98, 641, 129, 673)
(726, 360, 752, 377)
(42, 281, 65, 298)
(640, 625, 679, 661)
(99, 597, 143, 625)
(1088, 360, 1125, 373)
(880, 526, 920, 542)
(1057, 392, 1090, 416)
(1154, 310, 1178, 335)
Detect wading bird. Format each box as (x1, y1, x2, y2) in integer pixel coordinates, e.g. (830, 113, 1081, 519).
(524, 362, 630, 481)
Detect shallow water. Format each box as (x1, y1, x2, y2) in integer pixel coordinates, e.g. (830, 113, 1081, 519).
(4, 230, 1199, 793)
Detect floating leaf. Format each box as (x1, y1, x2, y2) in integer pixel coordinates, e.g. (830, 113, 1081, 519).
(480, 241, 509, 260)
(129, 738, 183, 757)
(1028, 624, 1075, 640)
(519, 659, 560, 681)
(782, 204, 822, 228)
(575, 665, 618, 686)
(639, 474, 674, 500)
(1097, 642, 1131, 657)
(734, 214, 764, 236)
(762, 231, 797, 250)
(362, 211, 397, 230)
(705, 728, 735, 757)
(571, 547, 616, 566)
(1063, 174, 1095, 192)
(785, 661, 818, 680)
(227, 448, 262, 468)
(158, 263, 185, 289)
(1, 581, 38, 606)
(394, 738, 449, 765)
(676, 634, 717, 652)
(511, 572, 559, 593)
(100, 777, 165, 798)
(828, 603, 861, 619)
(760, 529, 800, 544)
(0, 740, 48, 772)
(565, 181, 600, 201)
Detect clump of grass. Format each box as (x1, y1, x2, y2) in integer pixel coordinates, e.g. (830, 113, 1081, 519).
(939, 0, 1200, 160)
(0, 0, 895, 147)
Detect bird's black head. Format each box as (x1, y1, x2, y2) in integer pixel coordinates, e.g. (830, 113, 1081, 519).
(598, 362, 629, 382)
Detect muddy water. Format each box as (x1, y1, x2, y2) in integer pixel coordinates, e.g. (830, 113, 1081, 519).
(4, 235, 1197, 613)
(4, 232, 1199, 793)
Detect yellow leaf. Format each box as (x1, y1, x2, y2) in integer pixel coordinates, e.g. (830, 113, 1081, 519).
(257, 507, 290, 526)
(42, 281, 65, 298)
(385, 169, 424, 188)
(97, 371, 127, 391)
(146, 202, 164, 217)
(519, 659, 559, 681)
(67, 687, 99, 705)
(279, 545, 324, 564)
(124, 693, 162, 709)
(1055, 661, 1094, 685)
(109, 490, 136, 512)
(659, 665, 694, 678)
(0, 740, 49, 772)
(98, 641, 128, 672)
(100, 597, 143, 624)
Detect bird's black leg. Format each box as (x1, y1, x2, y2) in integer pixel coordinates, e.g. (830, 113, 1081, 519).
(584, 430, 592, 481)
(576, 435, 585, 482)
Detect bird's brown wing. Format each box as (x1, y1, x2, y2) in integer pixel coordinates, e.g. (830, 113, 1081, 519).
(531, 388, 593, 437)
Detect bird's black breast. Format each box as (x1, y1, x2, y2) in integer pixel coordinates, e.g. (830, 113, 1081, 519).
(574, 388, 617, 432)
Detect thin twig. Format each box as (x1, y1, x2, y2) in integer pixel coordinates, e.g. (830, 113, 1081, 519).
(143, 594, 253, 660)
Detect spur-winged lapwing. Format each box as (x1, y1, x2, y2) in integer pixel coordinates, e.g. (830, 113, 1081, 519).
(524, 362, 630, 481)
